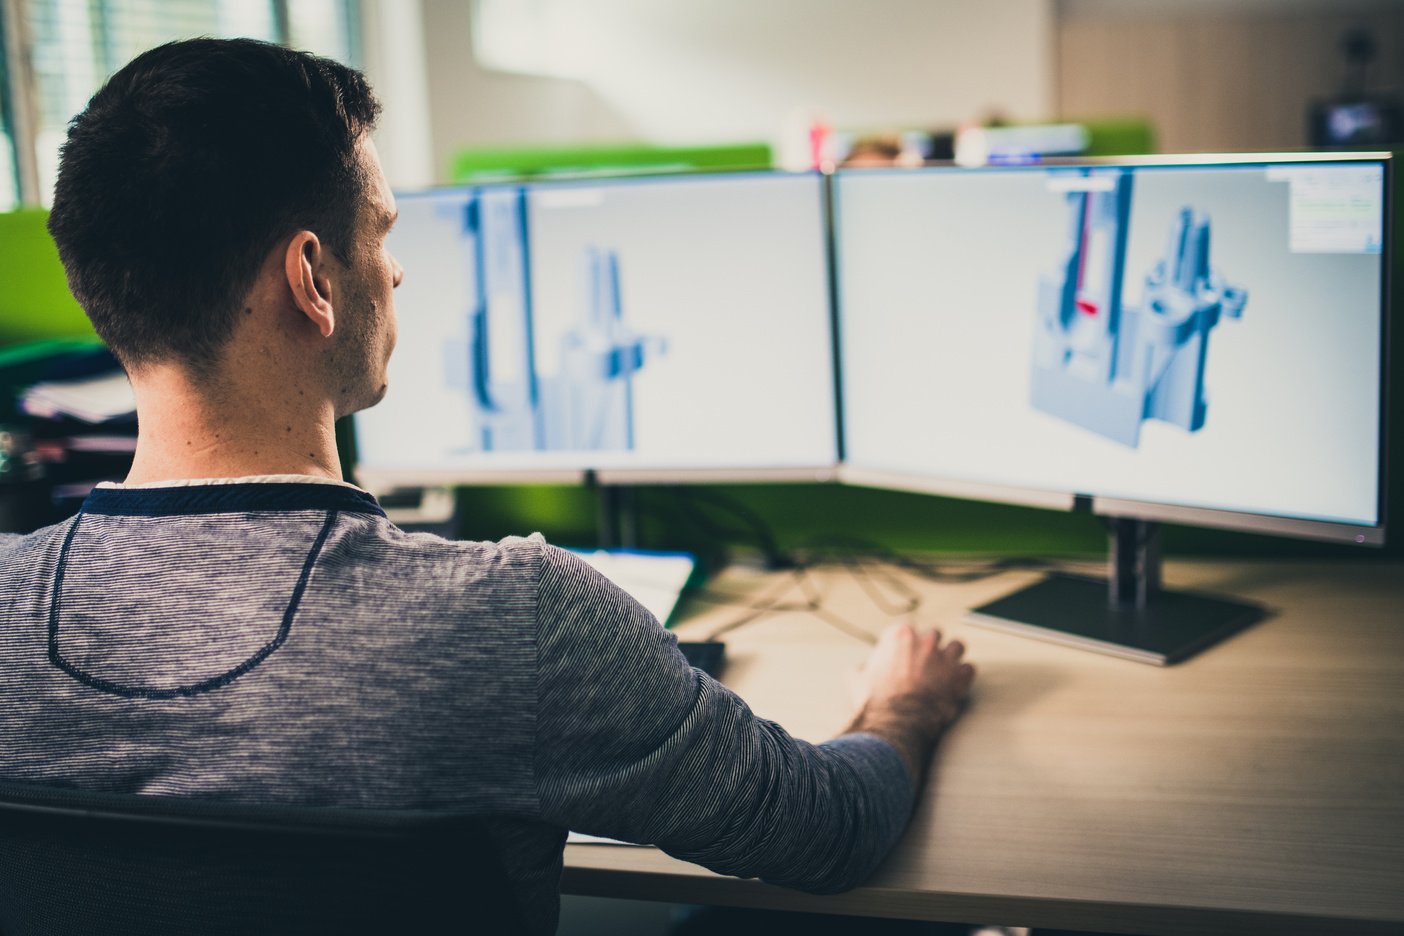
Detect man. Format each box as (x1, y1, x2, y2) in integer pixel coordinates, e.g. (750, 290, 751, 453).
(0, 39, 974, 933)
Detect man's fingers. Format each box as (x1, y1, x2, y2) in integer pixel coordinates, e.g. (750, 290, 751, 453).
(884, 620, 914, 643)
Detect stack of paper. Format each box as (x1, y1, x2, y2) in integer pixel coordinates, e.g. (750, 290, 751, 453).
(568, 548, 696, 626)
(21, 371, 136, 423)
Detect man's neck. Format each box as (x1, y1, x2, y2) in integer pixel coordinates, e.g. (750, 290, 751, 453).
(123, 363, 342, 485)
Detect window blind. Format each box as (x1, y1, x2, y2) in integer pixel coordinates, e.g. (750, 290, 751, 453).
(0, 8, 19, 211)
(6, 0, 360, 206)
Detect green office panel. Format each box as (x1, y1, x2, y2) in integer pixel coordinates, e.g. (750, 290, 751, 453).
(1078, 117, 1157, 156)
(0, 336, 105, 373)
(0, 337, 106, 420)
(443, 480, 1380, 566)
(679, 485, 1376, 561)
(679, 484, 1102, 557)
(0, 210, 94, 345)
(454, 485, 598, 545)
(449, 142, 772, 184)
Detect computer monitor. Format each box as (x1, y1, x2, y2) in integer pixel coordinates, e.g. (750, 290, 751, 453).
(354, 171, 838, 490)
(834, 154, 1390, 663)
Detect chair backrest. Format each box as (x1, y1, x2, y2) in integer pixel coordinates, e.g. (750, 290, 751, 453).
(0, 779, 529, 936)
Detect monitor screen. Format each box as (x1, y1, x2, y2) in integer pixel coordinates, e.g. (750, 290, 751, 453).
(354, 172, 838, 484)
(834, 158, 1388, 541)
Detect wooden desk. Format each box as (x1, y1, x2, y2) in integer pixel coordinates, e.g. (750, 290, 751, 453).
(563, 558, 1404, 936)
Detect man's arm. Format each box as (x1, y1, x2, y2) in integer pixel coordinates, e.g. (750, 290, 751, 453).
(531, 544, 974, 893)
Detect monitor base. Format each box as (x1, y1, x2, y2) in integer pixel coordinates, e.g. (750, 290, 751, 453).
(968, 572, 1266, 666)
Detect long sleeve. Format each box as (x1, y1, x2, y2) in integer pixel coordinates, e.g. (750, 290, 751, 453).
(531, 543, 914, 893)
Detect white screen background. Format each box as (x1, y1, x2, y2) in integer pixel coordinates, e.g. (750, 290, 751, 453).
(357, 174, 837, 475)
(527, 173, 836, 470)
(836, 165, 1383, 527)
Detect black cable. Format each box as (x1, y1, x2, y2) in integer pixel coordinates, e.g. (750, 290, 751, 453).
(634, 495, 1049, 645)
(699, 561, 885, 645)
(796, 534, 1052, 583)
(698, 569, 813, 640)
(825, 552, 921, 616)
(671, 488, 792, 569)
(791, 565, 880, 644)
(685, 588, 819, 615)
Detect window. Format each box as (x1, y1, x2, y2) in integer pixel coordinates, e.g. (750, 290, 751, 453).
(0, 8, 19, 211)
(2, 0, 360, 207)
(286, 0, 360, 64)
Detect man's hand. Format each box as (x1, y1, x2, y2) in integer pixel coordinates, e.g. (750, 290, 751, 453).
(843, 621, 976, 786)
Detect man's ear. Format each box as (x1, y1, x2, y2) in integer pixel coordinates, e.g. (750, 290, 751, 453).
(284, 231, 335, 338)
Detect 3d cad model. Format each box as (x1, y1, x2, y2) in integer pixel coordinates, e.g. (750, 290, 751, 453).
(541, 246, 666, 451)
(464, 189, 537, 453)
(444, 188, 664, 454)
(1030, 169, 1247, 447)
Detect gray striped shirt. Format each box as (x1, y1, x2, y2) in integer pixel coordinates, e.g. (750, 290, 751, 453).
(0, 480, 913, 933)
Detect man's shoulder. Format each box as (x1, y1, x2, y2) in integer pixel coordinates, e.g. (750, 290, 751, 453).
(0, 518, 74, 561)
(0, 530, 29, 555)
(328, 520, 554, 598)
(0, 520, 77, 618)
(361, 524, 548, 572)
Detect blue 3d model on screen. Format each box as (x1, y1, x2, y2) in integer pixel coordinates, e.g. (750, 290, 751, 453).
(463, 189, 537, 453)
(1030, 169, 1248, 447)
(445, 189, 664, 455)
(541, 246, 667, 451)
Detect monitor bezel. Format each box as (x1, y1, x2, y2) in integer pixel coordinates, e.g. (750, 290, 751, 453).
(352, 168, 842, 488)
(837, 467, 1075, 513)
(832, 151, 1392, 548)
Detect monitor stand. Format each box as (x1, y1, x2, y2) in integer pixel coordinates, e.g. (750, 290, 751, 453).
(591, 474, 639, 549)
(967, 519, 1266, 665)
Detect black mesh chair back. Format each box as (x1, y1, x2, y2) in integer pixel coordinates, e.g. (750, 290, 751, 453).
(0, 780, 529, 936)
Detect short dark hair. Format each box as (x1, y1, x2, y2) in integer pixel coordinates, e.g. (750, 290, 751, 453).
(48, 38, 381, 374)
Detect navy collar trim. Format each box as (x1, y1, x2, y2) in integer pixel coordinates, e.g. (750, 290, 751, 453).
(81, 482, 386, 518)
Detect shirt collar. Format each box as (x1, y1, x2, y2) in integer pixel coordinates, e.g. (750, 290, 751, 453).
(81, 477, 385, 518)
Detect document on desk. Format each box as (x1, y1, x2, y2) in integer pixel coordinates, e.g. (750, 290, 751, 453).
(566, 548, 696, 626)
(21, 370, 136, 423)
(566, 831, 648, 846)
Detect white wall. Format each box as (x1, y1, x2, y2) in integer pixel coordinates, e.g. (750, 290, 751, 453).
(360, 0, 436, 189)
(1055, 0, 1404, 152)
(419, 0, 1055, 181)
(420, 0, 635, 182)
(1060, 0, 1404, 15)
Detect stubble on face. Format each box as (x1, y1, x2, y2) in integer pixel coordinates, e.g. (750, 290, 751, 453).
(328, 138, 398, 418)
(328, 274, 388, 416)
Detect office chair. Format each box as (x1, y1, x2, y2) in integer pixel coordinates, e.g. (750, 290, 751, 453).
(0, 779, 529, 935)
